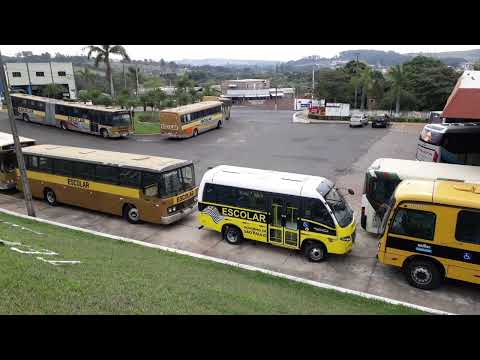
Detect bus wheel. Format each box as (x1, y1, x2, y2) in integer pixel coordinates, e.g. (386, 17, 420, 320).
(192, 129, 199, 137)
(44, 188, 58, 206)
(303, 241, 327, 262)
(101, 129, 109, 138)
(217, 120, 223, 129)
(22, 114, 30, 122)
(223, 225, 243, 245)
(404, 259, 442, 290)
(61, 122, 68, 130)
(124, 204, 140, 224)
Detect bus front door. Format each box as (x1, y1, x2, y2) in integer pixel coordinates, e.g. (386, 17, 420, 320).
(268, 196, 300, 248)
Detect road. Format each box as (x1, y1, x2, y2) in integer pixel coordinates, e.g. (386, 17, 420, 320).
(1, 108, 479, 314)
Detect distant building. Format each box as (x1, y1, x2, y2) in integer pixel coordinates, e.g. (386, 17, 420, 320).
(4, 62, 77, 99)
(221, 79, 294, 103)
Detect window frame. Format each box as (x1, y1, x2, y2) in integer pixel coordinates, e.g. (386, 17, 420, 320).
(58, 71, 66, 77)
(35, 71, 45, 77)
(389, 206, 437, 241)
(302, 197, 335, 228)
(12, 72, 22, 78)
(455, 210, 480, 245)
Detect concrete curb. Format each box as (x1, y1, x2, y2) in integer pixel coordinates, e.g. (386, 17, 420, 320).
(0, 207, 454, 315)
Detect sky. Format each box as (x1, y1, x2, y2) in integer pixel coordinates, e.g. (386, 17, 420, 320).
(1, 45, 479, 62)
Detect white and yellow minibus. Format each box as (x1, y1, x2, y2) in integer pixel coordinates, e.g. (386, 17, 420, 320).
(198, 165, 356, 262)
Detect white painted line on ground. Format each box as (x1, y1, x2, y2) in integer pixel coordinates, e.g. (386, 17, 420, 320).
(36, 257, 81, 266)
(0, 207, 454, 315)
(0, 239, 22, 246)
(10, 247, 58, 256)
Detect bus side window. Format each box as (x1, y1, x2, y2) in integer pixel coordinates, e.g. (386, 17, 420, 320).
(119, 169, 141, 187)
(30, 156, 39, 169)
(303, 198, 335, 228)
(216, 185, 238, 207)
(72, 162, 95, 180)
(456, 211, 480, 245)
(390, 208, 436, 241)
(53, 159, 73, 177)
(38, 157, 53, 173)
(95, 165, 119, 184)
(203, 183, 216, 203)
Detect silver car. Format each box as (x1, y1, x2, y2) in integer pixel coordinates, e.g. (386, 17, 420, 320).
(349, 113, 368, 127)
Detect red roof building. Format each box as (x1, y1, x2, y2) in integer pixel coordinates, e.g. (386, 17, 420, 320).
(442, 71, 480, 120)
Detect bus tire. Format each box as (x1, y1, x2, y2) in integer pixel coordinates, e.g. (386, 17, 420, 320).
(22, 114, 30, 122)
(44, 188, 58, 206)
(61, 121, 68, 130)
(404, 258, 443, 290)
(217, 120, 223, 129)
(101, 129, 109, 139)
(124, 204, 141, 224)
(223, 225, 243, 245)
(192, 129, 199, 137)
(303, 241, 327, 262)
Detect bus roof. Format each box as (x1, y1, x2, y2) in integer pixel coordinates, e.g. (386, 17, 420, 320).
(0, 132, 35, 152)
(368, 158, 480, 183)
(423, 122, 480, 134)
(22, 144, 192, 173)
(160, 101, 223, 115)
(395, 179, 480, 209)
(202, 165, 334, 198)
(10, 93, 128, 113)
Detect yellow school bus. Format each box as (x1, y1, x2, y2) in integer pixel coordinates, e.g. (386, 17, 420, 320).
(160, 101, 224, 138)
(17, 144, 198, 224)
(0, 132, 36, 190)
(377, 179, 480, 290)
(198, 165, 356, 262)
(11, 93, 133, 138)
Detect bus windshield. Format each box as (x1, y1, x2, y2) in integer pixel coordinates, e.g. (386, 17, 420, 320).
(1, 154, 17, 173)
(161, 165, 195, 197)
(325, 187, 354, 227)
(111, 113, 131, 127)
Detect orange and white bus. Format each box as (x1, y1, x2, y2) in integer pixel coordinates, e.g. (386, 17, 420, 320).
(160, 101, 224, 138)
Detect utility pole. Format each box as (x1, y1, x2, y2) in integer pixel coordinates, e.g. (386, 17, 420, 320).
(275, 86, 278, 111)
(123, 62, 127, 89)
(312, 66, 315, 102)
(354, 53, 360, 109)
(0, 51, 36, 217)
(135, 64, 139, 96)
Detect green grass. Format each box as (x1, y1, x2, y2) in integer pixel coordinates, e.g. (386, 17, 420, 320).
(133, 113, 160, 135)
(0, 212, 425, 315)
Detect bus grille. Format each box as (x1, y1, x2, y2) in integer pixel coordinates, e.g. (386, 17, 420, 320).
(176, 196, 196, 211)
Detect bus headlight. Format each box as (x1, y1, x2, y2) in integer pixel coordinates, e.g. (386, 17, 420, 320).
(340, 236, 352, 242)
(168, 206, 177, 214)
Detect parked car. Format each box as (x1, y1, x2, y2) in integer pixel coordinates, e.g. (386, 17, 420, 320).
(371, 114, 391, 128)
(350, 113, 368, 127)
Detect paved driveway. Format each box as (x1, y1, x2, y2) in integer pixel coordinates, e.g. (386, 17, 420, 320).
(0, 109, 478, 314)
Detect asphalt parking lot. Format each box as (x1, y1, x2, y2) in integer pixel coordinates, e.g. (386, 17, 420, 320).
(1, 107, 479, 314)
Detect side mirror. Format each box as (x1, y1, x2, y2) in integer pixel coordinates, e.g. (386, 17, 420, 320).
(348, 189, 355, 195)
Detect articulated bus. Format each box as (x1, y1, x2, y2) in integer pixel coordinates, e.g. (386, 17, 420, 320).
(362, 158, 480, 234)
(198, 165, 356, 262)
(17, 145, 198, 224)
(416, 122, 480, 165)
(0, 132, 35, 190)
(160, 101, 224, 138)
(202, 96, 232, 120)
(11, 94, 133, 139)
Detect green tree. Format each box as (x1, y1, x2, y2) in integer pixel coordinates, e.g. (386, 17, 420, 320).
(402, 56, 458, 110)
(41, 83, 65, 99)
(387, 64, 409, 115)
(84, 45, 130, 98)
(473, 61, 480, 71)
(94, 94, 113, 106)
(349, 75, 362, 109)
(359, 67, 374, 110)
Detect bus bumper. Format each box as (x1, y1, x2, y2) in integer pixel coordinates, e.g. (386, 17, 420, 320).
(160, 203, 197, 224)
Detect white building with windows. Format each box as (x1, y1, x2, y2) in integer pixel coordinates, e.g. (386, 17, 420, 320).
(4, 62, 77, 99)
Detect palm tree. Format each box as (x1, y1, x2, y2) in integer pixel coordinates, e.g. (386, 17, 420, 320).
(42, 83, 65, 99)
(359, 67, 373, 111)
(388, 64, 408, 115)
(75, 67, 96, 87)
(84, 45, 130, 98)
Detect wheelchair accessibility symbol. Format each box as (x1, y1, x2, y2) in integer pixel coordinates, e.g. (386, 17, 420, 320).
(464, 252, 472, 261)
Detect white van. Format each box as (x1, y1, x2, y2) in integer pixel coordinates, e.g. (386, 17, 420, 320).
(350, 113, 368, 127)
